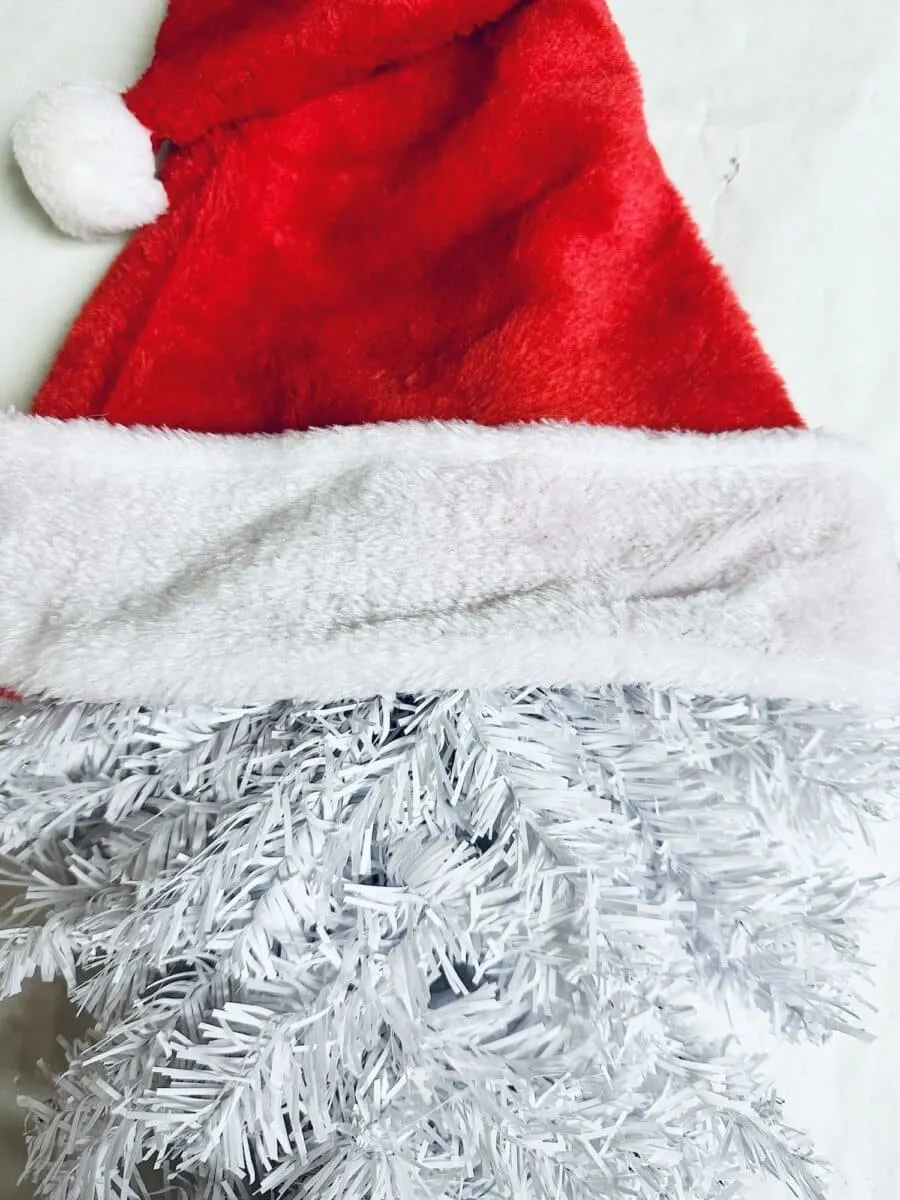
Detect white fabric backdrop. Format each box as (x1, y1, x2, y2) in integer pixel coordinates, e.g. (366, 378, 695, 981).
(1, 2, 898, 1198)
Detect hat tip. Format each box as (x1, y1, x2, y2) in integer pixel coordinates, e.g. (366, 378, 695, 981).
(11, 81, 168, 241)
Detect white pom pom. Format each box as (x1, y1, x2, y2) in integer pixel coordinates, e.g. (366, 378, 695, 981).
(11, 82, 168, 241)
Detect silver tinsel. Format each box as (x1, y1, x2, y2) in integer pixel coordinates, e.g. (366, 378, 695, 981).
(0, 686, 897, 1200)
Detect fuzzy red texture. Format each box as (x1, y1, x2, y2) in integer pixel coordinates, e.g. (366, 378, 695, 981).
(32, 0, 802, 435)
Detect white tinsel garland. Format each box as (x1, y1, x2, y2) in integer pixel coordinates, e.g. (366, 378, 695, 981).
(0, 686, 897, 1200)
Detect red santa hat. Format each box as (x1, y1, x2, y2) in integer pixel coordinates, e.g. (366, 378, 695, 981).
(3, 0, 899, 709)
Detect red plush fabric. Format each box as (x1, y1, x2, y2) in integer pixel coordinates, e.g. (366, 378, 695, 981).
(32, 0, 801, 435)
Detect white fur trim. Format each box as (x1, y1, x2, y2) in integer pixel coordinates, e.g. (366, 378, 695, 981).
(11, 82, 167, 240)
(0, 415, 898, 708)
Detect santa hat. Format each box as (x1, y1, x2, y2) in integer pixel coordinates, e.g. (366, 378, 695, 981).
(2, 3, 900, 1199)
(5, 0, 898, 708)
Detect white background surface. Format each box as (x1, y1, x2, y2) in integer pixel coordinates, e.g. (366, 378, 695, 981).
(0, 2, 899, 1198)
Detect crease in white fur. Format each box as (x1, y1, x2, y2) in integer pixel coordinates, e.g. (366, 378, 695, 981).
(0, 414, 898, 708)
(11, 82, 167, 239)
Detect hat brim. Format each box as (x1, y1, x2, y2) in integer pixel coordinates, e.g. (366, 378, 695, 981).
(1, 415, 897, 708)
